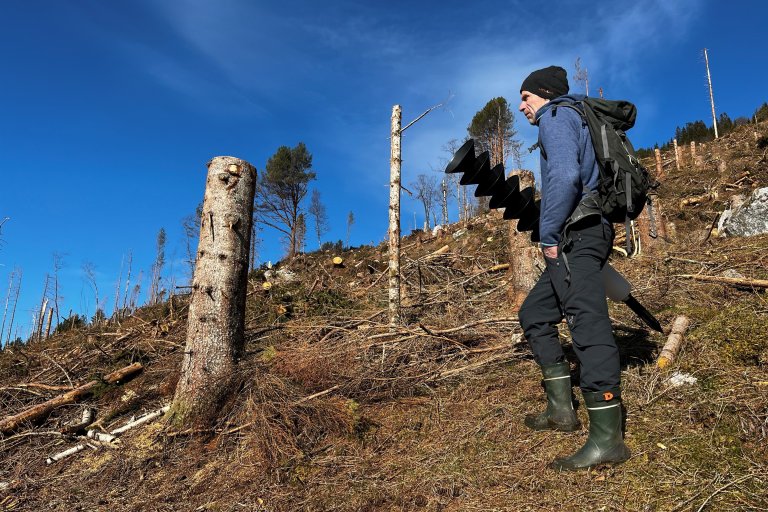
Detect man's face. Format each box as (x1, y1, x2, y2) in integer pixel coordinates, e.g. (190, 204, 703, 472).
(519, 91, 548, 125)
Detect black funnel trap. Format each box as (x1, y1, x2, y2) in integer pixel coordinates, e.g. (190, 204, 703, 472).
(489, 175, 520, 209)
(517, 198, 541, 232)
(474, 164, 505, 197)
(502, 187, 534, 219)
(445, 139, 475, 174)
(460, 151, 490, 185)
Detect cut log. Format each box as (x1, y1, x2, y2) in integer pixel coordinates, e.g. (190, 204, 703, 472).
(680, 191, 718, 208)
(0, 363, 143, 434)
(657, 315, 691, 369)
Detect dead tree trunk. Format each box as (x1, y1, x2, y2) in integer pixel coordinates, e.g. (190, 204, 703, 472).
(45, 308, 54, 339)
(506, 170, 540, 310)
(673, 138, 680, 171)
(704, 48, 718, 139)
(388, 106, 402, 326)
(169, 156, 257, 428)
(654, 148, 664, 180)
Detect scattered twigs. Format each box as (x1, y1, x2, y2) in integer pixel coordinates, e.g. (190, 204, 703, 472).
(426, 317, 519, 335)
(676, 274, 768, 289)
(696, 474, 756, 512)
(657, 315, 691, 369)
(0, 362, 143, 434)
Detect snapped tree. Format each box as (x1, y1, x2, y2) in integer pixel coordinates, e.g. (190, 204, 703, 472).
(254, 142, 316, 259)
(170, 156, 257, 429)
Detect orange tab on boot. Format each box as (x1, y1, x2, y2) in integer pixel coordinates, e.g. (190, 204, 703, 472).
(603, 392, 614, 401)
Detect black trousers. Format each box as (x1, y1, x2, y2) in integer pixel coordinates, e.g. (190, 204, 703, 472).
(518, 219, 619, 393)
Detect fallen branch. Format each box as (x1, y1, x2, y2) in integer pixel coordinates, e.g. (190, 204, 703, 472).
(657, 315, 691, 369)
(0, 362, 143, 434)
(14, 383, 74, 392)
(46, 443, 95, 465)
(428, 317, 519, 335)
(109, 405, 169, 436)
(677, 274, 768, 288)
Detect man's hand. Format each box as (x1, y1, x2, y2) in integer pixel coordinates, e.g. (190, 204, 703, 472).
(542, 245, 558, 259)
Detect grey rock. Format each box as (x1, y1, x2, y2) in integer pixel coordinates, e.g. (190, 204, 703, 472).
(723, 187, 768, 237)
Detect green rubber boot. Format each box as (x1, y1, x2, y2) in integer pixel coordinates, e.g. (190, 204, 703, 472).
(524, 362, 580, 432)
(551, 390, 631, 471)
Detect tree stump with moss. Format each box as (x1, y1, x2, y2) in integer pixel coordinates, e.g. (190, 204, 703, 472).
(169, 156, 256, 428)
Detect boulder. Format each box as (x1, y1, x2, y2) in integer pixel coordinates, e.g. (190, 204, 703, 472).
(723, 187, 768, 237)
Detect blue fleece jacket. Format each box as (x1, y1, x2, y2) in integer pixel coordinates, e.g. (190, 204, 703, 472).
(534, 94, 600, 246)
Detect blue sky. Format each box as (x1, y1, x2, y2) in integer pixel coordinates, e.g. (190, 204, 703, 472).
(1, 0, 766, 340)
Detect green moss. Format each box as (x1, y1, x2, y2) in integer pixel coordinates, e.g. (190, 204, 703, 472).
(691, 302, 768, 365)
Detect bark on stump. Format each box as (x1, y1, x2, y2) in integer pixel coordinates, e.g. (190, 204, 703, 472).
(506, 170, 540, 310)
(654, 148, 664, 180)
(636, 194, 668, 252)
(170, 156, 256, 428)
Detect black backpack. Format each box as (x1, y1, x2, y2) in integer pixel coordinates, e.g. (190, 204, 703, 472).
(553, 98, 653, 248)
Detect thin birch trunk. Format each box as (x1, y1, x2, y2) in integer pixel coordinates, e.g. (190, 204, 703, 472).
(0, 272, 12, 344)
(6, 271, 21, 345)
(441, 179, 448, 227)
(704, 48, 718, 139)
(113, 254, 123, 322)
(45, 308, 53, 339)
(170, 156, 256, 428)
(388, 105, 402, 326)
(36, 299, 48, 341)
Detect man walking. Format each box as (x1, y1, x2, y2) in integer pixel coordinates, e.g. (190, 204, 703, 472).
(517, 66, 630, 470)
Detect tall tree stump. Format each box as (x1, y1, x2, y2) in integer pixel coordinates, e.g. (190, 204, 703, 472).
(506, 170, 540, 310)
(170, 156, 256, 428)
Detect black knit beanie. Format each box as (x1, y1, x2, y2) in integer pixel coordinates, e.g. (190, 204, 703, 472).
(520, 66, 569, 100)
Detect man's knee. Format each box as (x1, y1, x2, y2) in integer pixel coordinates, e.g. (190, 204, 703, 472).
(518, 295, 536, 332)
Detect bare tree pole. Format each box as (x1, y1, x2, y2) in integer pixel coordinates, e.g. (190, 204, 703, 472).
(673, 138, 680, 171)
(346, 211, 355, 249)
(389, 105, 402, 326)
(35, 276, 50, 341)
(51, 253, 64, 324)
(82, 261, 99, 322)
(35, 298, 48, 341)
(704, 48, 718, 139)
(574, 57, 589, 97)
(113, 254, 124, 321)
(0, 271, 14, 343)
(6, 269, 21, 345)
(441, 178, 448, 227)
(170, 156, 256, 428)
(45, 307, 53, 339)
(121, 252, 132, 314)
(654, 148, 664, 180)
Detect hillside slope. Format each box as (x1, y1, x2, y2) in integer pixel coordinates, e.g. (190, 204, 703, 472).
(1, 122, 767, 511)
